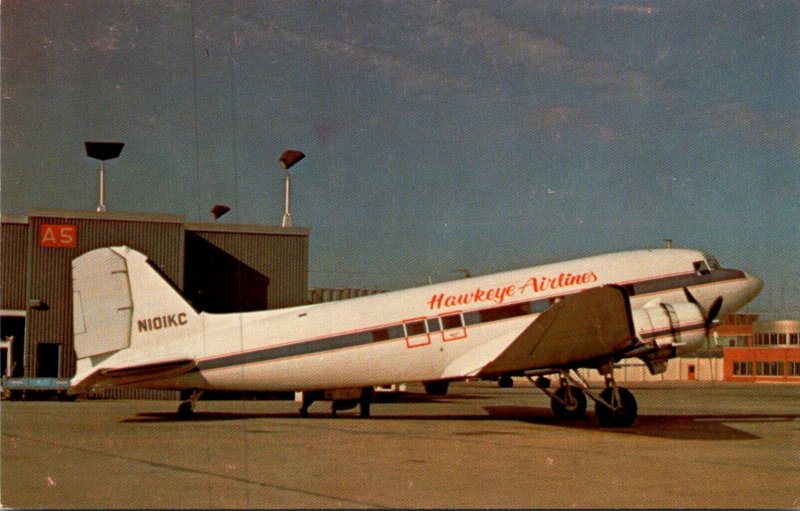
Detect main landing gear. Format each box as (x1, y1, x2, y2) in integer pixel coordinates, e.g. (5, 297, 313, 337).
(177, 389, 204, 421)
(532, 366, 638, 428)
(298, 387, 373, 418)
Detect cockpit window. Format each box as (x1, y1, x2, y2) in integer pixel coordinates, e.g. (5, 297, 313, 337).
(693, 260, 710, 275)
(695, 255, 721, 275)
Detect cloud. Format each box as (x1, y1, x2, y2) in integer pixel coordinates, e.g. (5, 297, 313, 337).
(529, 1, 663, 17)
(230, 14, 469, 94)
(418, 5, 676, 105)
(699, 103, 800, 150)
(523, 106, 624, 142)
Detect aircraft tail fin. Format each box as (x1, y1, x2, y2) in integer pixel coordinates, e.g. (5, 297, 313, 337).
(71, 246, 200, 392)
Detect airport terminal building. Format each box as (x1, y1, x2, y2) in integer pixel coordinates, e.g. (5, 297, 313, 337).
(1, 209, 309, 382)
(723, 319, 800, 382)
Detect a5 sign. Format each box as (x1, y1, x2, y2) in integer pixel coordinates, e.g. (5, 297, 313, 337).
(39, 224, 78, 248)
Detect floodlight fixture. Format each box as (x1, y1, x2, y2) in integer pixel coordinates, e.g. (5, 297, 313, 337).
(279, 150, 305, 171)
(211, 204, 231, 221)
(84, 141, 125, 212)
(278, 149, 305, 227)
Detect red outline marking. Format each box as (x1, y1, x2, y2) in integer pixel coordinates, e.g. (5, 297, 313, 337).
(403, 317, 431, 349)
(440, 311, 467, 342)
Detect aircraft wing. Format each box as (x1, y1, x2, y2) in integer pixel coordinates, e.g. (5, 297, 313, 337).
(478, 286, 637, 376)
(69, 358, 196, 394)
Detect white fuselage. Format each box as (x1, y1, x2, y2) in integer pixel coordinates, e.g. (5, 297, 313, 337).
(131, 248, 761, 392)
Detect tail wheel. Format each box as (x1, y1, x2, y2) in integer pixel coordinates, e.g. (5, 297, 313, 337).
(595, 387, 637, 427)
(550, 385, 587, 420)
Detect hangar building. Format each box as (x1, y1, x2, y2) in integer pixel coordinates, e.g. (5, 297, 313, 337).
(1, 209, 309, 382)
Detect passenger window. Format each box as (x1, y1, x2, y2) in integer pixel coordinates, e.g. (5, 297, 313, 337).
(463, 311, 481, 326)
(426, 318, 441, 332)
(441, 314, 463, 330)
(480, 302, 532, 323)
(404, 320, 427, 337)
(386, 325, 405, 340)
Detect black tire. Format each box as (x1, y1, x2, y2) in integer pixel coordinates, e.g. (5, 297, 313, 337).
(595, 387, 637, 427)
(177, 401, 194, 421)
(550, 385, 587, 420)
(423, 380, 449, 395)
(498, 375, 514, 388)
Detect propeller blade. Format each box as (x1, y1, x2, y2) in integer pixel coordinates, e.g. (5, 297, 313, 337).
(683, 288, 723, 329)
(706, 296, 723, 327)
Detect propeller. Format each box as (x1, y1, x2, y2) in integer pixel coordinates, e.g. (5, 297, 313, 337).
(683, 288, 723, 329)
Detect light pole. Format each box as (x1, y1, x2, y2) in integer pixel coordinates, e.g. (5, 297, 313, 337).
(278, 149, 305, 227)
(84, 141, 124, 212)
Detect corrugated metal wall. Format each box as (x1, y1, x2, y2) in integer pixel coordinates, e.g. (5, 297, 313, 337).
(188, 225, 309, 309)
(25, 211, 185, 378)
(2, 211, 310, 394)
(1, 219, 28, 311)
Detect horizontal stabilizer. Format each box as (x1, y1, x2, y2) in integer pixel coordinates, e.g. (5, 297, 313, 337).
(480, 286, 636, 374)
(70, 359, 196, 394)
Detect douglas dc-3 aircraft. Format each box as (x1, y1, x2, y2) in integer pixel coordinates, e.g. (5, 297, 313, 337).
(69, 246, 762, 427)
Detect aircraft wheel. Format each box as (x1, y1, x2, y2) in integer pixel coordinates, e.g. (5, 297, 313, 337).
(177, 401, 194, 421)
(595, 387, 637, 428)
(550, 385, 587, 420)
(498, 375, 514, 388)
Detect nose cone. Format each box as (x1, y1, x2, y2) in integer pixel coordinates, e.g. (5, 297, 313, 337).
(725, 272, 763, 312)
(744, 272, 764, 303)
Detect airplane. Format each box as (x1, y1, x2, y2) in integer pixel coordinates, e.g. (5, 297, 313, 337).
(69, 245, 762, 427)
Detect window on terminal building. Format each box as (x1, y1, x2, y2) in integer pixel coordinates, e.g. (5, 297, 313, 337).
(756, 362, 784, 376)
(788, 362, 800, 377)
(732, 362, 752, 376)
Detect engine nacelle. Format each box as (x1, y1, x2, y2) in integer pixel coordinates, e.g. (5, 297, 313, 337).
(631, 302, 708, 356)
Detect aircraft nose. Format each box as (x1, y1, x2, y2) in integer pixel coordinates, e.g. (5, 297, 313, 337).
(740, 273, 764, 305)
(744, 272, 764, 302)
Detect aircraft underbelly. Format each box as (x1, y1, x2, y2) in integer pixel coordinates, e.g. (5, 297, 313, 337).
(196, 319, 530, 391)
(198, 339, 425, 391)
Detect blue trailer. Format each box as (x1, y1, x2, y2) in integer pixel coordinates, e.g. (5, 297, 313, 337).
(1, 377, 74, 400)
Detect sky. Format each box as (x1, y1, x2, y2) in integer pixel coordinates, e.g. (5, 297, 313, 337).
(2, 0, 798, 318)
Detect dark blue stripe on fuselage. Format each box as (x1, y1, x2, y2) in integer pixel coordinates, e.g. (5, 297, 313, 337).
(197, 330, 374, 371)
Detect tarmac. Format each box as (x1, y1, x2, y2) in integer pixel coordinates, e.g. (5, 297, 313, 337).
(2, 380, 799, 509)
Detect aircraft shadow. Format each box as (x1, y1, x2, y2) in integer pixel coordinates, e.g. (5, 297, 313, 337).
(385, 391, 492, 403)
(123, 405, 796, 441)
(482, 405, 799, 441)
(123, 411, 300, 423)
